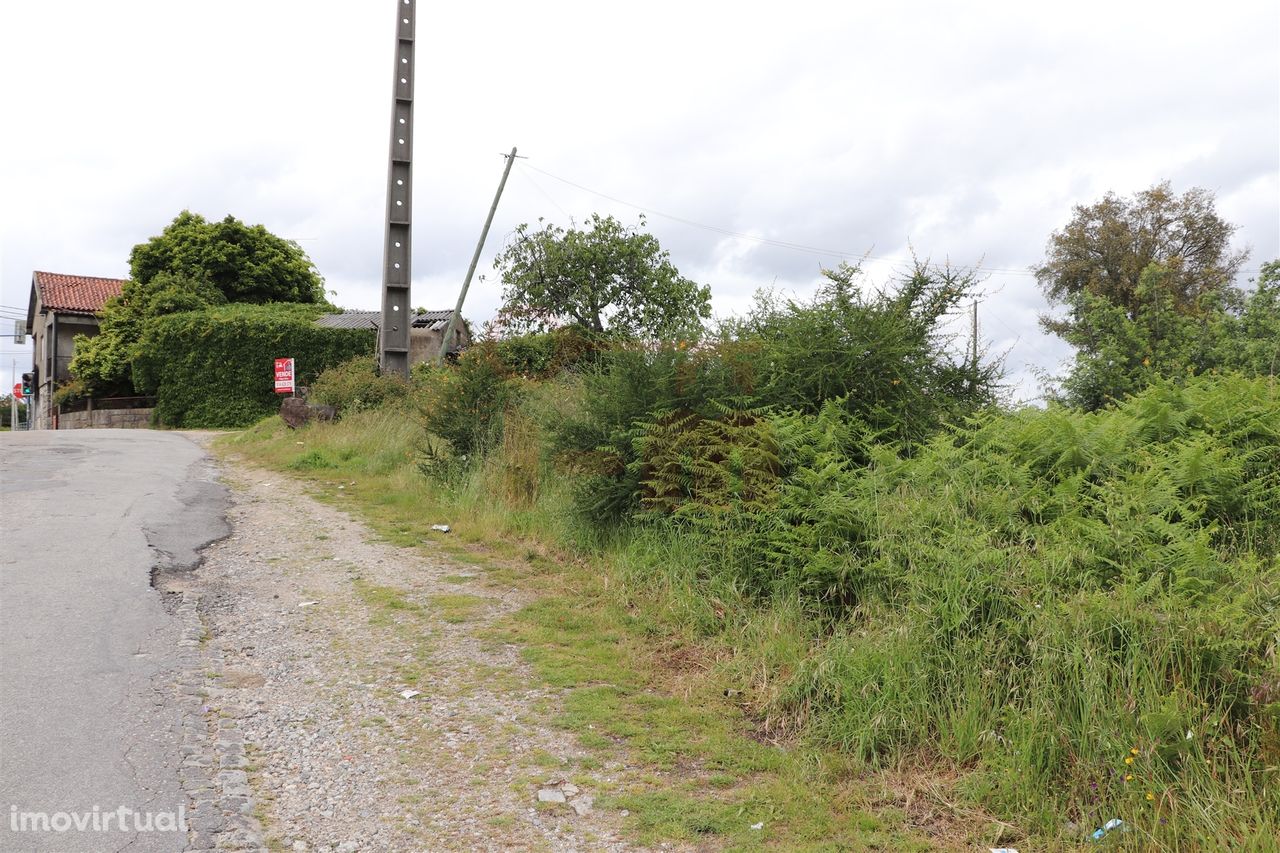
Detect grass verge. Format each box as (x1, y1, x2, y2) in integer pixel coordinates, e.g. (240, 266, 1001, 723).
(216, 409, 995, 851)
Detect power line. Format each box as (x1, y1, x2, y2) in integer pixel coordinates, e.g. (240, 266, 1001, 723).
(515, 168, 573, 223)
(518, 161, 1270, 279)
(521, 161, 891, 264)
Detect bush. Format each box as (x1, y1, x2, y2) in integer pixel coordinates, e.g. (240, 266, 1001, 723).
(551, 262, 999, 524)
(493, 327, 605, 378)
(724, 376, 1279, 835)
(415, 342, 524, 456)
(133, 304, 373, 427)
(309, 355, 409, 415)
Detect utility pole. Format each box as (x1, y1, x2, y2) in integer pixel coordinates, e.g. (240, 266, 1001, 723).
(438, 147, 518, 364)
(379, 0, 416, 378)
(969, 299, 979, 396)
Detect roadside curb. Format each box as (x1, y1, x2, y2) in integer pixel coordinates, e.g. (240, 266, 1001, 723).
(175, 590, 267, 853)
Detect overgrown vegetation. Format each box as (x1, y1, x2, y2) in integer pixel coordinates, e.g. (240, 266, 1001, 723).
(1036, 184, 1278, 408)
(308, 354, 409, 415)
(223, 191, 1278, 847)
(134, 303, 372, 427)
(69, 210, 333, 400)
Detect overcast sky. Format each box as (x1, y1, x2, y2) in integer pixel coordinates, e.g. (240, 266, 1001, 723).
(1, 0, 1276, 401)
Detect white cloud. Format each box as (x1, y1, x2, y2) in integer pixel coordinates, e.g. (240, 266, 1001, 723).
(1, 0, 1276, 400)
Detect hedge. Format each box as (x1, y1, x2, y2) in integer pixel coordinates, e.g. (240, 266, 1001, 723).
(133, 304, 374, 427)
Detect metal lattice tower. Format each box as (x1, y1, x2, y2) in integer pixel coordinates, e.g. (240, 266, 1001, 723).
(379, 0, 416, 377)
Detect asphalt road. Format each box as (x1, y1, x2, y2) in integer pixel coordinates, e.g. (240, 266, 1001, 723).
(0, 430, 228, 853)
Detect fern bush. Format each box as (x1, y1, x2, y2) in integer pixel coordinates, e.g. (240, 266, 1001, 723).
(757, 376, 1279, 839)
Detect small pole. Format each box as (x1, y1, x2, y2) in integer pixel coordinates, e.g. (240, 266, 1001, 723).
(968, 299, 980, 396)
(438, 147, 518, 364)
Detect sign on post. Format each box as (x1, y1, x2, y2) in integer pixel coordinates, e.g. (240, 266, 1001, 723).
(12, 382, 22, 401)
(274, 358, 295, 395)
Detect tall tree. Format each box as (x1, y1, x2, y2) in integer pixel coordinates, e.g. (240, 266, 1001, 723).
(70, 212, 327, 396)
(1035, 183, 1265, 408)
(129, 210, 326, 304)
(493, 214, 711, 338)
(1036, 182, 1248, 339)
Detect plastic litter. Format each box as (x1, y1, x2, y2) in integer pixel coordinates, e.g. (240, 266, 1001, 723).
(431, 524, 451, 533)
(298, 601, 318, 608)
(990, 848, 1019, 853)
(1091, 818, 1124, 840)
(399, 689, 421, 700)
(750, 822, 764, 831)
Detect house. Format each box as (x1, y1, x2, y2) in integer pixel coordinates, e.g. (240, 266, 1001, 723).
(24, 271, 127, 429)
(314, 309, 470, 366)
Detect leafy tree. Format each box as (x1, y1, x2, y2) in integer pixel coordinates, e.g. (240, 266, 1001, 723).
(1036, 182, 1248, 339)
(1034, 183, 1274, 408)
(493, 213, 711, 338)
(70, 272, 226, 395)
(1224, 259, 1280, 377)
(130, 210, 326, 304)
(1054, 260, 1280, 409)
(71, 211, 327, 396)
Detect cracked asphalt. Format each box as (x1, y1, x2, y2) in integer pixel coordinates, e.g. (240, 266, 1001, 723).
(0, 430, 229, 853)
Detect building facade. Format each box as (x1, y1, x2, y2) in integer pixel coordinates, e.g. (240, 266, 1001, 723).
(24, 271, 126, 429)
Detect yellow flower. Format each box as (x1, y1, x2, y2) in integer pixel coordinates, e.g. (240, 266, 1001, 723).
(1125, 774, 1133, 782)
(1125, 756, 1134, 765)
(1130, 748, 1140, 755)
(1146, 792, 1155, 801)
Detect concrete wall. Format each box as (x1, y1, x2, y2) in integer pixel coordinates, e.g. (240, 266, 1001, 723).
(57, 408, 155, 430)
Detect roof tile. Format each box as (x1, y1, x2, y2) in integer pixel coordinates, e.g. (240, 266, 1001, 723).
(33, 271, 126, 314)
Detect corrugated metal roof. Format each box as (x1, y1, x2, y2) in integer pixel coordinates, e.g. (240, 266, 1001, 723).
(315, 309, 457, 331)
(315, 311, 380, 330)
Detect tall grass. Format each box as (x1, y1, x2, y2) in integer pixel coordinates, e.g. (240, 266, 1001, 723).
(224, 373, 1279, 848)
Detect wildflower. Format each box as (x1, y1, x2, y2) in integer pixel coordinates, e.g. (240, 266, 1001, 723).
(1124, 756, 1134, 765)
(1130, 748, 1140, 755)
(1146, 792, 1155, 801)
(1125, 774, 1133, 782)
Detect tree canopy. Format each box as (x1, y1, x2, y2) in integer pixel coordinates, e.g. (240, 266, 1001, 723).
(70, 212, 328, 397)
(1036, 182, 1247, 337)
(493, 214, 711, 338)
(129, 210, 326, 304)
(1033, 183, 1277, 408)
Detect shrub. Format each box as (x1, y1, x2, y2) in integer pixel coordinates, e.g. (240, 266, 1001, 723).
(415, 342, 523, 456)
(133, 303, 373, 427)
(750, 377, 1280, 835)
(309, 355, 409, 415)
(492, 326, 605, 378)
(724, 260, 1000, 443)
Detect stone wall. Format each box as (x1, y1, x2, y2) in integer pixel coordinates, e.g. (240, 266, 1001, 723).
(58, 408, 155, 429)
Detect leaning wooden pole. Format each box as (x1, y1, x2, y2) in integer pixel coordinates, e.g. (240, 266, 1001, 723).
(437, 147, 518, 364)
(379, 0, 416, 378)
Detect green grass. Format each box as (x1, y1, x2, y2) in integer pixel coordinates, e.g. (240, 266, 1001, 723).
(219, 379, 1280, 850)
(429, 593, 485, 623)
(218, 409, 959, 850)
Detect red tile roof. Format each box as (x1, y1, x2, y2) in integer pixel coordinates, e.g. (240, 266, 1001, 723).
(32, 271, 127, 314)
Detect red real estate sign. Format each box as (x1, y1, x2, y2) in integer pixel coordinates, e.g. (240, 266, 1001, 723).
(274, 358, 295, 395)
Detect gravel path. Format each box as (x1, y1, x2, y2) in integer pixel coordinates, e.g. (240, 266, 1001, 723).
(178, 453, 640, 852)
